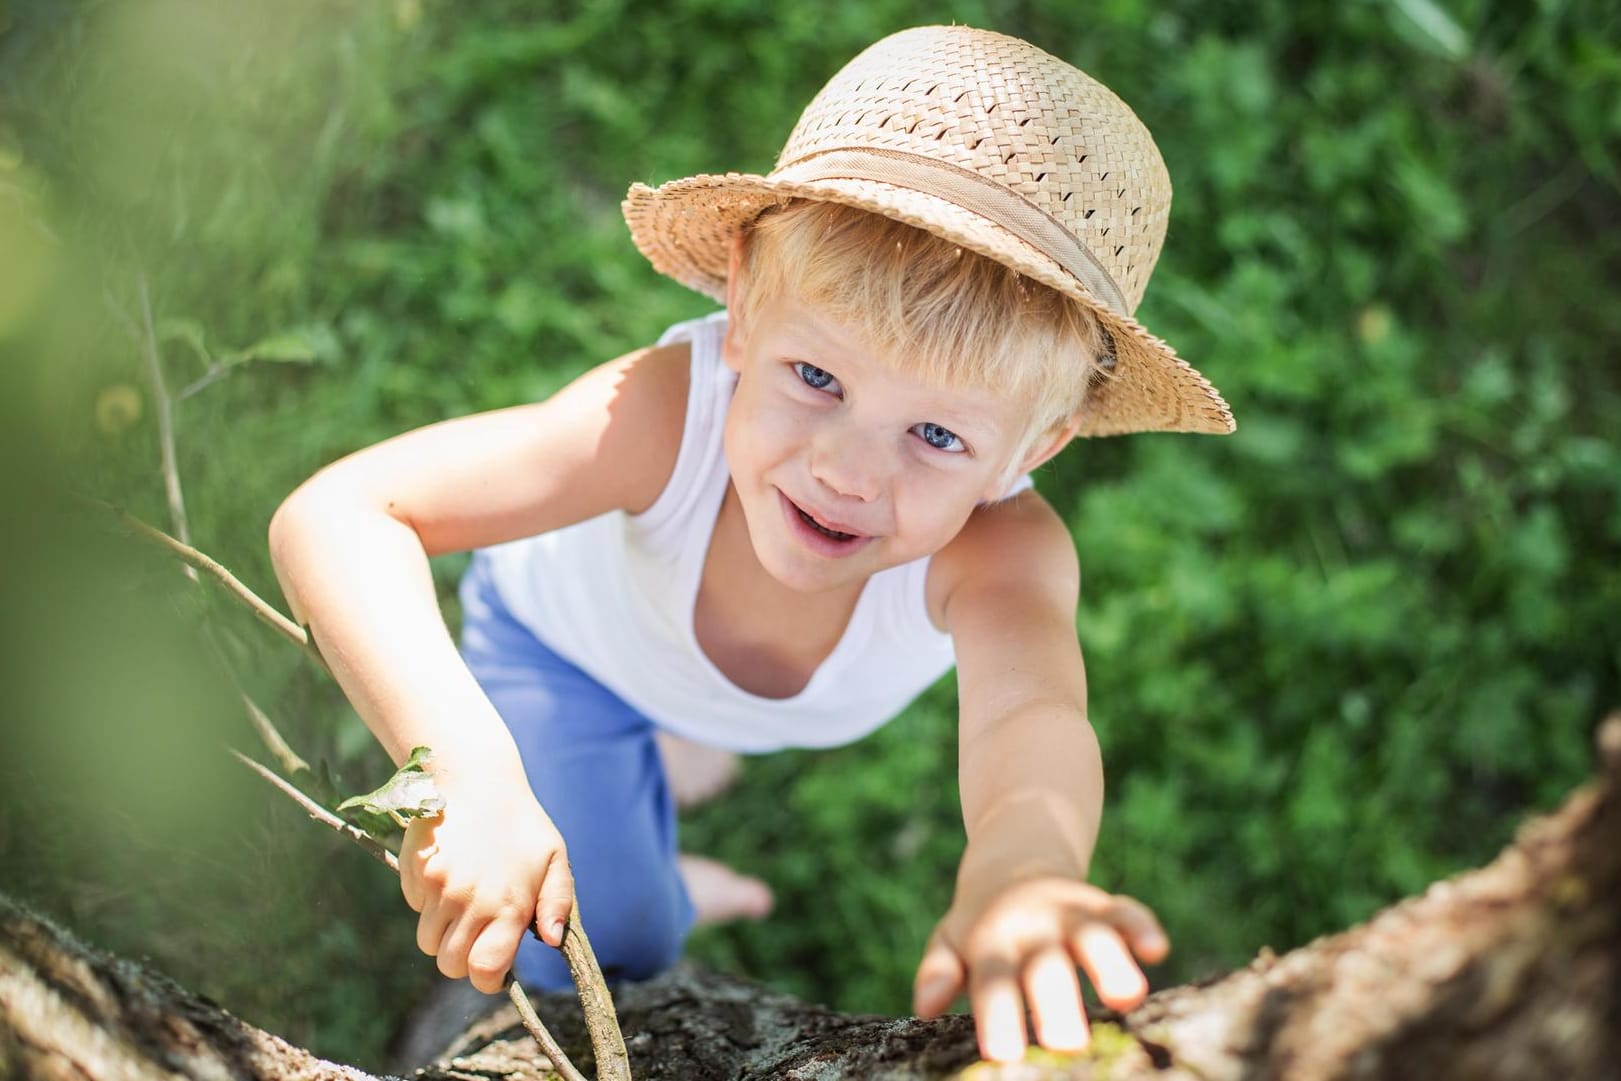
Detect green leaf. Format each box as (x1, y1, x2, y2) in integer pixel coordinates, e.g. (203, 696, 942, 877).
(336, 746, 445, 826)
(227, 329, 322, 365)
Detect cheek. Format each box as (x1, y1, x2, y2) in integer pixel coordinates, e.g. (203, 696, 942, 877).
(892, 479, 982, 547)
(736, 388, 815, 452)
(726, 387, 797, 476)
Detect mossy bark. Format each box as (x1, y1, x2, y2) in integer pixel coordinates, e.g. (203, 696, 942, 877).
(4, 720, 1616, 1081)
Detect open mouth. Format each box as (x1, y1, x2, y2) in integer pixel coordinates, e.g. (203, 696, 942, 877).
(779, 491, 864, 543)
(795, 504, 858, 542)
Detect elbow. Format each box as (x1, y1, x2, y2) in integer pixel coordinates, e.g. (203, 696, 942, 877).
(267, 481, 319, 572)
(268, 472, 357, 577)
(267, 483, 328, 606)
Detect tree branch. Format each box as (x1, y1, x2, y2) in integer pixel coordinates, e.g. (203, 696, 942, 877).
(75, 494, 327, 671)
(231, 749, 399, 872)
(241, 694, 312, 777)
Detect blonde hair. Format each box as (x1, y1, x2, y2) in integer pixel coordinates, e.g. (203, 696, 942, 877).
(732, 199, 1110, 461)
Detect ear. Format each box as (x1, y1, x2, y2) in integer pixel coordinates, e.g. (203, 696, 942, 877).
(721, 231, 746, 373)
(1016, 413, 1084, 474)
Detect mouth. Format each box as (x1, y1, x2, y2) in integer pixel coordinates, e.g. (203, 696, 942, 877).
(795, 504, 858, 541)
(778, 490, 868, 547)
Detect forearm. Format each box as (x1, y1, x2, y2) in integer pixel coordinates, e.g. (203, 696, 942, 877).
(957, 702, 1103, 882)
(268, 479, 527, 789)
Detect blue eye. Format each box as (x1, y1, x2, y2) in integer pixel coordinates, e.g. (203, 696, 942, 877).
(794, 362, 839, 393)
(914, 422, 966, 453)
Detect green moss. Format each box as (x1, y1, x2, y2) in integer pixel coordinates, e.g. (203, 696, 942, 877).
(947, 1024, 1142, 1079)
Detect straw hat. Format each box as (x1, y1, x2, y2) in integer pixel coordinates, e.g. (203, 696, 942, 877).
(622, 25, 1234, 437)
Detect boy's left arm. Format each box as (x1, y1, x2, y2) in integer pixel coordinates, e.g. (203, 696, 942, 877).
(916, 493, 1168, 1063)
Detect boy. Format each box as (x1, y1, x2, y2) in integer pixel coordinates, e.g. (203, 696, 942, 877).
(268, 25, 1234, 1064)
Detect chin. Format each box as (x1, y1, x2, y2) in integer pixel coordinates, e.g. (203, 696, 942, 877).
(758, 549, 861, 595)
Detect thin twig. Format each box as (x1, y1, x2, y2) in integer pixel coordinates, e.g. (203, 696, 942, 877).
(242, 694, 311, 776)
(117, 274, 197, 578)
(177, 364, 230, 402)
(231, 749, 595, 1081)
(510, 976, 592, 1081)
(231, 749, 398, 871)
(75, 494, 327, 671)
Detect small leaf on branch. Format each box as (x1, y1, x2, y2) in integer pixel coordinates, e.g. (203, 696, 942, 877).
(225, 327, 329, 366)
(336, 745, 445, 827)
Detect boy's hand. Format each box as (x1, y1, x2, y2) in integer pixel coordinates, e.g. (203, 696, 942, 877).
(912, 876, 1168, 1063)
(398, 778, 574, 993)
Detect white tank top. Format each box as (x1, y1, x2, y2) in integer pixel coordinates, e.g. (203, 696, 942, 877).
(482, 311, 1025, 753)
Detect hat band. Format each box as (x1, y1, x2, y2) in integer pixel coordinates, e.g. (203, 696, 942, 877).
(771, 146, 1129, 318)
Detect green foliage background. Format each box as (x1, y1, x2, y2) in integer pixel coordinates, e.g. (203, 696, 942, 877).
(2, 0, 1617, 1069)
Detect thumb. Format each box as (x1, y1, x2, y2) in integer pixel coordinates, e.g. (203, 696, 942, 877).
(913, 931, 966, 1018)
(534, 848, 576, 949)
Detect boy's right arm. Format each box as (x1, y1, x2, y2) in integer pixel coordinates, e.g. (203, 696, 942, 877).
(267, 343, 689, 992)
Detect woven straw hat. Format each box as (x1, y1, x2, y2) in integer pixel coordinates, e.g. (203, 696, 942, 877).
(623, 25, 1234, 436)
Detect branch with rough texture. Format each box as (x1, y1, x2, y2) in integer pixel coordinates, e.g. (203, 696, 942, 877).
(9, 718, 1613, 1080)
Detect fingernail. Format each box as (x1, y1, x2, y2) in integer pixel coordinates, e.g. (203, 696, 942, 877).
(987, 1034, 1024, 1063)
(549, 919, 566, 941)
(1143, 931, 1168, 953)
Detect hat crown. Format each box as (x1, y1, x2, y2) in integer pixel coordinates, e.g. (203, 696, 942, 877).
(773, 26, 1170, 313)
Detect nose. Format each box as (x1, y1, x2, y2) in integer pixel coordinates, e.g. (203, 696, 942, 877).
(809, 422, 885, 503)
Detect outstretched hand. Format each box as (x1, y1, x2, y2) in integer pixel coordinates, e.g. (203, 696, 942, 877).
(913, 877, 1168, 1063)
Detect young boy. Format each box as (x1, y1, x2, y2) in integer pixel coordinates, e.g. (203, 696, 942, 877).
(268, 25, 1234, 1064)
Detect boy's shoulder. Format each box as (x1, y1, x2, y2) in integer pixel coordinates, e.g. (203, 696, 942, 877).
(925, 491, 1080, 633)
(575, 337, 693, 516)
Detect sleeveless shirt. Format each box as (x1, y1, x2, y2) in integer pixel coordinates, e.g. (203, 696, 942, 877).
(482, 310, 1024, 753)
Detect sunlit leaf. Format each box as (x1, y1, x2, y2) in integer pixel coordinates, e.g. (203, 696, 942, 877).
(336, 746, 445, 826)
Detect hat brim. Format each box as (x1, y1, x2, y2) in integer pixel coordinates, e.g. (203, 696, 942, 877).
(623, 172, 1235, 437)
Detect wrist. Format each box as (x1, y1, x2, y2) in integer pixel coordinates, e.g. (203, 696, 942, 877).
(957, 836, 1088, 886)
(426, 747, 530, 801)
(963, 792, 1097, 876)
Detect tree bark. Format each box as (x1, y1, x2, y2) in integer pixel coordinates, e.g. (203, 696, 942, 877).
(4, 719, 1617, 1081)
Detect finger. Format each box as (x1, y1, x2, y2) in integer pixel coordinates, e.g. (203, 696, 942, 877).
(1072, 923, 1150, 1012)
(912, 934, 966, 1017)
(1104, 896, 1170, 963)
(1023, 947, 1090, 1053)
(969, 954, 1027, 1063)
(467, 914, 526, 994)
(534, 849, 575, 948)
(399, 821, 436, 912)
(435, 913, 488, 982)
(415, 891, 462, 958)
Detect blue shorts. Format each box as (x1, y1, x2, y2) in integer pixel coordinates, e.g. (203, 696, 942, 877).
(458, 553, 694, 990)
